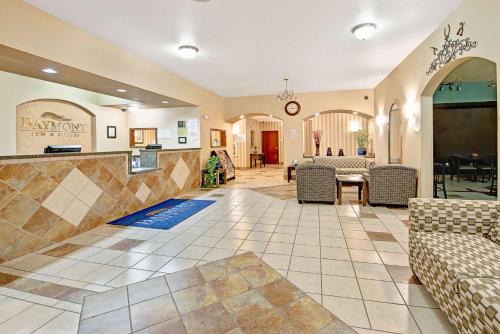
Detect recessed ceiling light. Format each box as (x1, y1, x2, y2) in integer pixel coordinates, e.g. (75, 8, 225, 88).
(161, 100, 169, 104)
(352, 23, 377, 40)
(116, 89, 127, 93)
(315, 113, 320, 117)
(239, 115, 245, 119)
(178, 45, 199, 60)
(42, 67, 58, 74)
(353, 111, 358, 115)
(269, 115, 273, 118)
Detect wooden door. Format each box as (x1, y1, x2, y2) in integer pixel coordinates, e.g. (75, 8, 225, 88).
(262, 131, 279, 164)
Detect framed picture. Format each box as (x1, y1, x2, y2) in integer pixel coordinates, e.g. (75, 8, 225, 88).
(107, 126, 117, 139)
(178, 136, 187, 144)
(177, 121, 186, 128)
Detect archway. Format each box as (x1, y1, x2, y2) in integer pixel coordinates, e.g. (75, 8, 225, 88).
(302, 110, 373, 157)
(420, 57, 497, 198)
(228, 113, 285, 168)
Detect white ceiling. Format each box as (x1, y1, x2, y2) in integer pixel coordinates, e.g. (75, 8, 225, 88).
(25, 0, 464, 97)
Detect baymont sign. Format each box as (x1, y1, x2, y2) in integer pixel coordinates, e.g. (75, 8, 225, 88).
(18, 112, 87, 137)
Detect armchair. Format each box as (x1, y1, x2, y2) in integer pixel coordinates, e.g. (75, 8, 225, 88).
(364, 165, 417, 206)
(296, 163, 336, 204)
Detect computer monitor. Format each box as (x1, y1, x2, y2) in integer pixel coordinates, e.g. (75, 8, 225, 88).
(145, 144, 162, 149)
(44, 145, 82, 153)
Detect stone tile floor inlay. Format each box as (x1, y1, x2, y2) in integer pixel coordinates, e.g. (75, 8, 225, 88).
(78, 252, 355, 334)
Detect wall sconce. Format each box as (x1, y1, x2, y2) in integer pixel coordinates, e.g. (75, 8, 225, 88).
(375, 114, 388, 128)
(349, 121, 361, 132)
(404, 102, 416, 119)
(409, 114, 421, 132)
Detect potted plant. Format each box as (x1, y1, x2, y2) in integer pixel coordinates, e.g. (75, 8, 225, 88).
(203, 155, 219, 187)
(355, 129, 368, 156)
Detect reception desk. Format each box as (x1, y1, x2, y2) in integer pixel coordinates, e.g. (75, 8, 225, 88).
(0, 148, 200, 262)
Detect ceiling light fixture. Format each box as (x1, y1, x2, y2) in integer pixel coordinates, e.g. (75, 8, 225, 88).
(178, 45, 199, 60)
(276, 78, 296, 102)
(42, 67, 58, 74)
(352, 23, 377, 40)
(116, 89, 127, 93)
(239, 115, 245, 119)
(161, 100, 169, 104)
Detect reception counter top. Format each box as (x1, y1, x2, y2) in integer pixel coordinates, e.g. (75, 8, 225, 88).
(0, 148, 201, 262)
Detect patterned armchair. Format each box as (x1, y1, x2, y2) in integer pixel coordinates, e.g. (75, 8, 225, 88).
(296, 163, 336, 204)
(409, 198, 500, 334)
(364, 165, 417, 206)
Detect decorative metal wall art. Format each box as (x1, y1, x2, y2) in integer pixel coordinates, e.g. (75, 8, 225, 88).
(426, 22, 478, 76)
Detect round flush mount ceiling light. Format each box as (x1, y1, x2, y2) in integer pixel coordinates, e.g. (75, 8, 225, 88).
(42, 67, 58, 74)
(178, 45, 199, 60)
(352, 23, 377, 40)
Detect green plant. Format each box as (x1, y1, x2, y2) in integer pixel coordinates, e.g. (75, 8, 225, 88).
(355, 129, 368, 148)
(203, 156, 219, 187)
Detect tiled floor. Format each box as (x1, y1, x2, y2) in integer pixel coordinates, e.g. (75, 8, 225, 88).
(78, 252, 355, 333)
(0, 168, 458, 334)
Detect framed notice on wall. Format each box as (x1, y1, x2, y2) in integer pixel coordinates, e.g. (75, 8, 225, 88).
(107, 126, 117, 139)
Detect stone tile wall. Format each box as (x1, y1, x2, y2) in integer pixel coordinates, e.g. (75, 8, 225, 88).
(0, 150, 200, 262)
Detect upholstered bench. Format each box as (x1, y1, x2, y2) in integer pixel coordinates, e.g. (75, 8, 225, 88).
(312, 156, 371, 175)
(409, 198, 500, 334)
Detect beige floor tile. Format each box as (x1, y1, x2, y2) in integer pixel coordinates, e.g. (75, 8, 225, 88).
(349, 249, 383, 264)
(33, 311, 80, 334)
(0, 304, 62, 334)
(289, 256, 321, 273)
(365, 301, 421, 334)
(321, 247, 351, 261)
(353, 262, 392, 281)
(379, 252, 410, 266)
(133, 254, 172, 271)
(265, 242, 293, 255)
(295, 234, 320, 245)
(322, 259, 355, 277)
(287, 271, 322, 294)
(79, 307, 131, 334)
(81, 287, 128, 319)
(372, 241, 406, 253)
(158, 257, 199, 274)
(153, 243, 186, 257)
(320, 236, 348, 248)
(397, 283, 438, 308)
(80, 264, 127, 285)
(56, 261, 102, 280)
(322, 295, 370, 328)
(0, 297, 33, 323)
(409, 306, 458, 334)
(292, 244, 321, 258)
(346, 239, 375, 250)
(177, 245, 211, 260)
(270, 233, 296, 243)
(107, 268, 154, 287)
(322, 275, 361, 298)
(262, 254, 290, 270)
(202, 248, 236, 261)
(108, 252, 148, 267)
(358, 279, 405, 304)
(192, 236, 221, 247)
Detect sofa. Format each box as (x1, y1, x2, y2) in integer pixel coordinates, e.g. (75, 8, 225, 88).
(312, 156, 371, 175)
(296, 162, 336, 204)
(364, 165, 417, 206)
(409, 198, 500, 334)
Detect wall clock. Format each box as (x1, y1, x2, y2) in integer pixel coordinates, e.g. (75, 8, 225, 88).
(285, 101, 301, 116)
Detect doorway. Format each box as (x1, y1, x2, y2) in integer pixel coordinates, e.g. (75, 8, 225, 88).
(432, 58, 497, 200)
(262, 131, 279, 164)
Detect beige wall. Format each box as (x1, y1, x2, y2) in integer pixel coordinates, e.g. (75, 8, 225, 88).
(226, 89, 374, 168)
(0, 0, 231, 166)
(373, 0, 500, 197)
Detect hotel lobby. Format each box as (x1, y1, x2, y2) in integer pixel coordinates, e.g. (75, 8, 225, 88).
(0, 0, 499, 333)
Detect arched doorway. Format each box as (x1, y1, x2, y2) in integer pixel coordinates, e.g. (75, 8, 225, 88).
(302, 110, 373, 157)
(420, 57, 497, 199)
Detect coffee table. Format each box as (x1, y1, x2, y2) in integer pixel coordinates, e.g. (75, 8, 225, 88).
(336, 174, 367, 206)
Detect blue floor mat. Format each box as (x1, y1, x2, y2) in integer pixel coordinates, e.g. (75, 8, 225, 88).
(108, 198, 215, 230)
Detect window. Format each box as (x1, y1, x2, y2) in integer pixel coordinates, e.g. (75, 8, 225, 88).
(129, 128, 157, 147)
